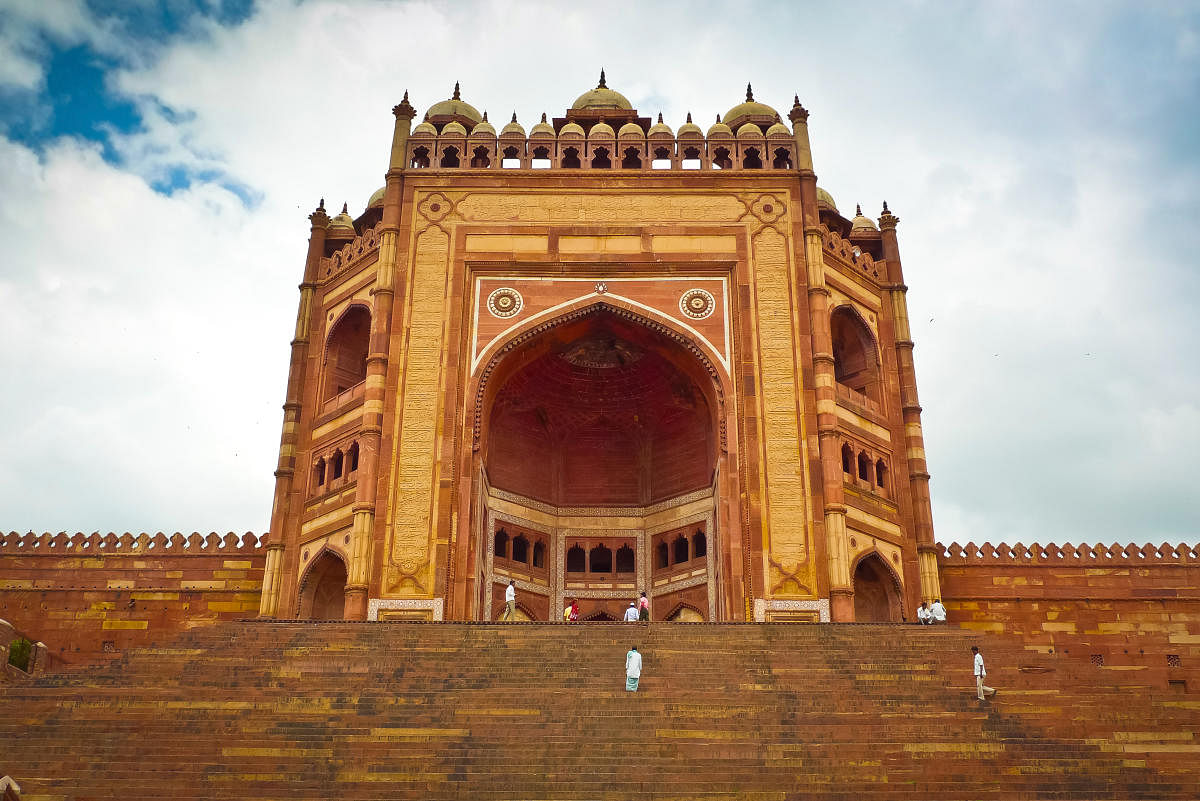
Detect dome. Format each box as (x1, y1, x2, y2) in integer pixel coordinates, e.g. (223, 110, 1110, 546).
(530, 112, 555, 137)
(367, 186, 386, 209)
(765, 116, 790, 137)
(647, 112, 672, 137)
(590, 121, 615, 138)
(850, 204, 879, 233)
(470, 112, 496, 137)
(441, 120, 467, 136)
(724, 84, 780, 132)
(327, 203, 356, 238)
(559, 121, 585, 137)
(816, 186, 837, 212)
(412, 116, 437, 137)
(426, 82, 483, 125)
(571, 69, 633, 111)
(736, 122, 763, 138)
(618, 121, 645, 138)
(676, 112, 702, 137)
(500, 113, 525, 137)
(707, 114, 732, 137)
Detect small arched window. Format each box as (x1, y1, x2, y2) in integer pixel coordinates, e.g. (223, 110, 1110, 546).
(347, 442, 359, 473)
(693, 530, 707, 558)
(712, 147, 732, 169)
(501, 145, 521, 168)
(681, 146, 702, 169)
(742, 147, 763, 169)
(590, 147, 611, 169)
(875, 459, 888, 490)
(531, 145, 551, 168)
(411, 146, 430, 168)
(621, 147, 641, 169)
(831, 307, 880, 402)
(841, 443, 854, 474)
(589, 544, 612, 573)
(470, 146, 491, 168)
(656, 541, 670, 570)
(615, 544, 635, 573)
(772, 147, 792, 169)
(673, 534, 689, 564)
(561, 147, 581, 168)
(512, 534, 529, 564)
(331, 450, 344, 480)
(494, 529, 508, 559)
(439, 147, 460, 168)
(322, 306, 371, 402)
(651, 146, 672, 169)
(532, 541, 545, 569)
(314, 458, 326, 487)
(566, 544, 586, 573)
(857, 451, 870, 482)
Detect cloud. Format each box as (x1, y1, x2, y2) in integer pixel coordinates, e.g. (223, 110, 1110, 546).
(0, 0, 1197, 547)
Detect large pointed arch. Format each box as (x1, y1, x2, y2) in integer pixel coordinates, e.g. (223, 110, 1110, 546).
(296, 548, 348, 620)
(850, 549, 903, 623)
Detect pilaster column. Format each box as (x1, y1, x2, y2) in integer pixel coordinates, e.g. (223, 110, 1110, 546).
(879, 204, 941, 603)
(342, 93, 416, 620)
(259, 201, 329, 618)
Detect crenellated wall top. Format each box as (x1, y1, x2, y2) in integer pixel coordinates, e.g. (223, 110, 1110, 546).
(320, 222, 381, 282)
(939, 540, 1200, 564)
(0, 531, 265, 555)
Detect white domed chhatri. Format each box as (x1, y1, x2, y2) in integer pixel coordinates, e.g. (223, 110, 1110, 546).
(571, 69, 633, 111)
(426, 82, 483, 125)
(850, 204, 879, 233)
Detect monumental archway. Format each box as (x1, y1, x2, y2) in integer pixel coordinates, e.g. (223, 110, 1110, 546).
(466, 303, 734, 621)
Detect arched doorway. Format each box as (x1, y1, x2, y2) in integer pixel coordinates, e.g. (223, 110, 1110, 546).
(852, 552, 902, 622)
(298, 551, 348, 620)
(471, 304, 727, 621)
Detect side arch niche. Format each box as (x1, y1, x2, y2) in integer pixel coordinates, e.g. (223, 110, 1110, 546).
(830, 305, 881, 404)
(851, 551, 902, 622)
(322, 305, 371, 403)
(298, 550, 348, 620)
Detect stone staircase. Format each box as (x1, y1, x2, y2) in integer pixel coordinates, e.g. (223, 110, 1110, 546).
(2, 621, 1197, 800)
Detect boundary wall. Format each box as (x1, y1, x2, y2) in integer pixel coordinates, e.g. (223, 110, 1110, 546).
(0, 531, 265, 666)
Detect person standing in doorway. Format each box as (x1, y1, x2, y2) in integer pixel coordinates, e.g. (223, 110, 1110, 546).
(972, 645, 997, 700)
(929, 598, 947, 624)
(626, 645, 642, 692)
(501, 580, 516, 621)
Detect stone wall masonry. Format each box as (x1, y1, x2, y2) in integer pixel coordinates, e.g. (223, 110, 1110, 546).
(938, 541, 1200, 685)
(0, 531, 265, 667)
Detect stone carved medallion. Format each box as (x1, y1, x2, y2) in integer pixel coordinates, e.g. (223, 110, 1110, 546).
(486, 287, 524, 319)
(679, 288, 716, 320)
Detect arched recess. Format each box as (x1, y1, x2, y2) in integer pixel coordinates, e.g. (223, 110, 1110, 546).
(495, 601, 534, 622)
(666, 603, 705, 622)
(851, 551, 903, 623)
(298, 550, 348, 620)
(830, 305, 881, 403)
(322, 305, 371, 402)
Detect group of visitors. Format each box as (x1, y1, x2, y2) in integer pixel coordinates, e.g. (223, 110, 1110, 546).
(620, 592, 651, 622)
(502, 582, 653, 623)
(915, 598, 947, 624)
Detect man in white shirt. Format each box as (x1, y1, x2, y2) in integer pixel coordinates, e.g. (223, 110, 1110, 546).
(623, 602, 639, 622)
(972, 645, 997, 700)
(625, 645, 642, 692)
(929, 599, 948, 623)
(916, 602, 930, 624)
(500, 580, 516, 621)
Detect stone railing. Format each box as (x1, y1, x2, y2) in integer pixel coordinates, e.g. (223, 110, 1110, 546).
(939, 541, 1200, 564)
(0, 531, 264, 555)
(822, 227, 880, 281)
(320, 222, 381, 281)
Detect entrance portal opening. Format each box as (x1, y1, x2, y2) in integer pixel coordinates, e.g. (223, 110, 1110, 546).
(852, 553, 901, 622)
(299, 551, 348, 620)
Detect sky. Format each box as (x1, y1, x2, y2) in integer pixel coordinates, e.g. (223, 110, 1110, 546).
(0, 0, 1197, 548)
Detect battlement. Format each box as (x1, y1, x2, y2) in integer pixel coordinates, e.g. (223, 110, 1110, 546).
(0, 530, 264, 555)
(939, 540, 1200, 564)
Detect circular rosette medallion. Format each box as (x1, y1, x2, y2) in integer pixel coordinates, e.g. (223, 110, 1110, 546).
(679, 288, 716, 320)
(486, 287, 523, 319)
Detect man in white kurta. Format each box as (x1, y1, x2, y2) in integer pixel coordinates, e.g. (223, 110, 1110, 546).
(625, 646, 642, 692)
(973, 646, 997, 700)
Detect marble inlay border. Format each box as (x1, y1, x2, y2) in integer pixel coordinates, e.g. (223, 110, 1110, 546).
(368, 597, 444, 621)
(753, 598, 830, 623)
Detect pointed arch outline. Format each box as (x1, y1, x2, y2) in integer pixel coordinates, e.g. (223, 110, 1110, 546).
(829, 302, 882, 367)
(469, 298, 730, 453)
(664, 601, 706, 622)
(294, 545, 349, 619)
(848, 547, 904, 623)
(321, 301, 374, 362)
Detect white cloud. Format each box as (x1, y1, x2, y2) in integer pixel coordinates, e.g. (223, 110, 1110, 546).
(1, 0, 1197, 546)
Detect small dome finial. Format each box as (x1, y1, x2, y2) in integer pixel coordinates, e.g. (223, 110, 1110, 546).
(598, 68, 607, 88)
(403, 90, 409, 101)
(686, 111, 693, 123)
(856, 203, 863, 216)
(540, 112, 547, 123)
(482, 110, 488, 121)
(882, 200, 889, 213)
(716, 113, 722, 123)
(657, 112, 663, 123)
(746, 83, 754, 101)
(452, 81, 461, 100)
(511, 111, 518, 123)
(341, 202, 348, 214)
(318, 198, 325, 211)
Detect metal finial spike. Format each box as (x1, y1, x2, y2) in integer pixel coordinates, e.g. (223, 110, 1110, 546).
(856, 204, 863, 216)
(793, 94, 800, 106)
(686, 112, 693, 123)
(482, 110, 488, 121)
(716, 113, 722, 122)
(341, 202, 348, 214)
(882, 200, 890, 213)
(541, 112, 547, 122)
(746, 83, 754, 101)
(452, 81, 461, 100)
(318, 198, 325, 211)
(511, 111, 518, 122)
(657, 112, 663, 123)
(599, 68, 607, 88)
(403, 90, 409, 101)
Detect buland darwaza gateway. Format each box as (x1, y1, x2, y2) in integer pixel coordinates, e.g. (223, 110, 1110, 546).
(258, 73, 941, 625)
